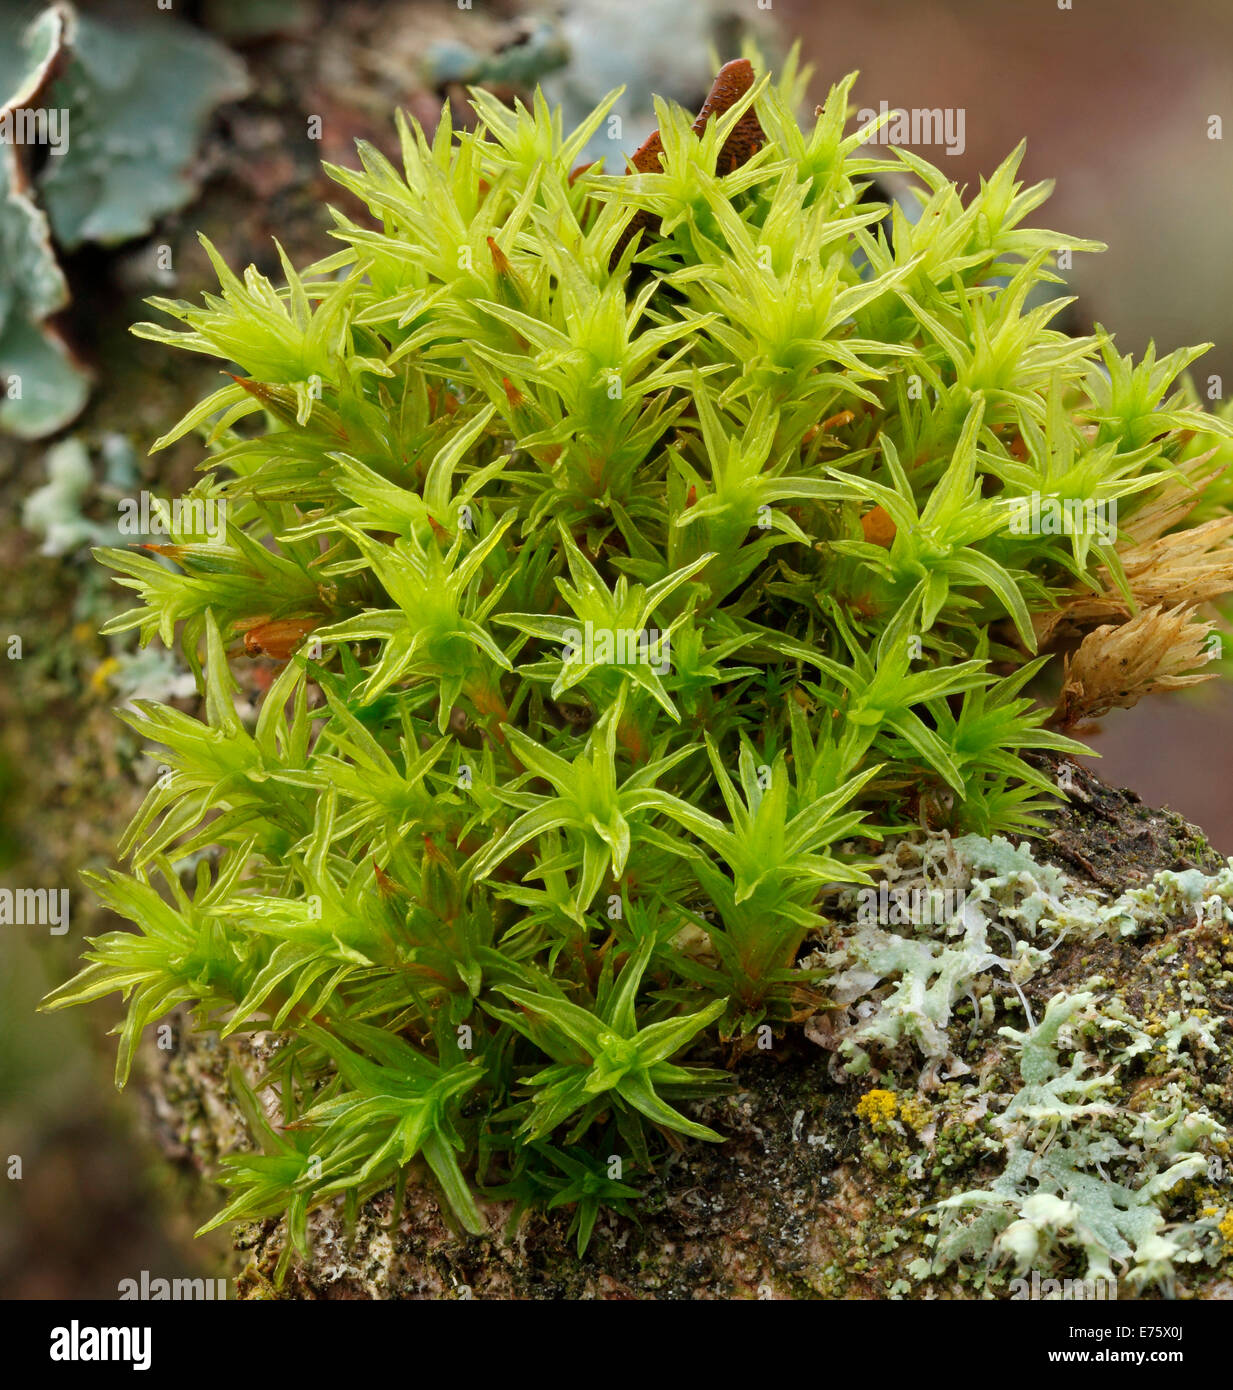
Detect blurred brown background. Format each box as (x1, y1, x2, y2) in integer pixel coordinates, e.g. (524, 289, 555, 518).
(0, 0, 1229, 1299)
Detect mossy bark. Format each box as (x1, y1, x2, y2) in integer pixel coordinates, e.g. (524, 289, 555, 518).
(139, 756, 1233, 1300)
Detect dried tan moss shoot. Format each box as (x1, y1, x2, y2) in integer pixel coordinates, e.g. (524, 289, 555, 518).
(1035, 458, 1233, 709)
(1054, 603, 1217, 727)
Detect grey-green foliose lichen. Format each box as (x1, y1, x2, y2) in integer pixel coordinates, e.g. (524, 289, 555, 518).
(805, 831, 1233, 1298)
(143, 815, 1233, 1300)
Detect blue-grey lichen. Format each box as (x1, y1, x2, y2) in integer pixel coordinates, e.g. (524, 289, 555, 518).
(1, 3, 247, 437)
(811, 832, 1233, 1296)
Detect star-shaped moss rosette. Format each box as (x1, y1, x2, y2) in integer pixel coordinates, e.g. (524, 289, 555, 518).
(44, 55, 1233, 1267)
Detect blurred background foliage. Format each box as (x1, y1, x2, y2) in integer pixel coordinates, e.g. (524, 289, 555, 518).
(0, 0, 1229, 1297)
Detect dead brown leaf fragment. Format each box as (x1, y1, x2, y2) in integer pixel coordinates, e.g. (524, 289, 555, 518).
(240, 616, 319, 660)
(1053, 603, 1217, 727)
(860, 504, 896, 548)
(607, 58, 766, 270)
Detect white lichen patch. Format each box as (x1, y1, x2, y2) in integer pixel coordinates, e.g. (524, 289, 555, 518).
(806, 832, 1233, 1295)
(931, 994, 1223, 1295)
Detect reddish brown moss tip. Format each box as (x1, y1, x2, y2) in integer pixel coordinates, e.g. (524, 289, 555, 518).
(609, 60, 766, 270)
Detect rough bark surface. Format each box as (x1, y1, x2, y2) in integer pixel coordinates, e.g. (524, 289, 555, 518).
(139, 755, 1233, 1300)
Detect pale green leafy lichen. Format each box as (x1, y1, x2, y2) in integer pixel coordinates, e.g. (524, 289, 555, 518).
(819, 834, 1232, 1294)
